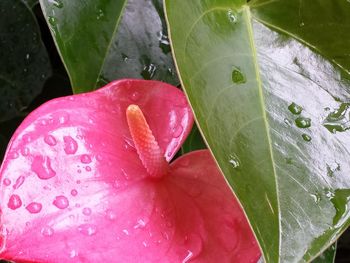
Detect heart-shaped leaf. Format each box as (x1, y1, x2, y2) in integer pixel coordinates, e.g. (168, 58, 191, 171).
(0, 0, 51, 122)
(39, 0, 178, 93)
(165, 0, 350, 262)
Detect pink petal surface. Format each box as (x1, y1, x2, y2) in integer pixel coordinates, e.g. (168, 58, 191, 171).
(0, 79, 260, 262)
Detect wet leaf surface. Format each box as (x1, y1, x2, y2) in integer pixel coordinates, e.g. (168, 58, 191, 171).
(165, 0, 350, 262)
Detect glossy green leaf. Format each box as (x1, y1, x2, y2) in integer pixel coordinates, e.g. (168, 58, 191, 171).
(39, 0, 127, 93)
(0, 0, 51, 122)
(165, 0, 350, 262)
(39, 0, 178, 93)
(312, 243, 336, 263)
(100, 0, 179, 86)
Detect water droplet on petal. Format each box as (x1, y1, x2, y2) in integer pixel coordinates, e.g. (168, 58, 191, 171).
(32, 156, 56, 180)
(130, 91, 141, 102)
(44, 135, 57, 146)
(78, 224, 97, 236)
(232, 67, 246, 84)
(295, 117, 311, 128)
(288, 102, 303, 115)
(21, 147, 30, 156)
(26, 202, 42, 214)
(41, 226, 54, 237)
(106, 210, 116, 221)
(58, 112, 69, 124)
(71, 189, 78, 196)
(53, 195, 69, 209)
(181, 234, 203, 262)
(64, 136, 78, 154)
(82, 207, 92, 216)
(13, 176, 25, 189)
(80, 154, 92, 164)
(3, 178, 11, 186)
(8, 194, 22, 210)
(172, 125, 183, 138)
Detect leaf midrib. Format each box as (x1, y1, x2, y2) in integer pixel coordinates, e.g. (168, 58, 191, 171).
(243, 6, 281, 263)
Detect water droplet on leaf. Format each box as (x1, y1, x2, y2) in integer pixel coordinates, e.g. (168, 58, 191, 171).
(231, 67, 246, 84)
(302, 134, 312, 142)
(288, 102, 303, 115)
(295, 117, 311, 128)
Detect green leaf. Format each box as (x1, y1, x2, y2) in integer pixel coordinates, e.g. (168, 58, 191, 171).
(100, 0, 179, 86)
(39, 0, 127, 93)
(39, 0, 178, 93)
(0, 0, 51, 122)
(312, 243, 336, 263)
(165, 0, 350, 262)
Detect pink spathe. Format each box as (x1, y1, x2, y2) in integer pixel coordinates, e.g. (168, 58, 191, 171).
(0, 79, 260, 262)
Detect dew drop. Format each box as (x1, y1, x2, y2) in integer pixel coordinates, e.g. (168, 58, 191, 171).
(48, 16, 57, 26)
(13, 176, 25, 189)
(134, 218, 146, 229)
(295, 117, 311, 128)
(53, 195, 69, 209)
(106, 209, 117, 221)
(41, 226, 54, 237)
(8, 194, 22, 210)
(26, 202, 43, 214)
(44, 135, 57, 146)
(288, 102, 303, 115)
(158, 32, 171, 54)
(78, 224, 97, 236)
(181, 234, 203, 262)
(227, 9, 238, 23)
(326, 163, 340, 178)
(310, 193, 321, 204)
(71, 189, 78, 196)
(130, 91, 141, 102)
(229, 154, 240, 169)
(85, 166, 92, 172)
(172, 125, 183, 138)
(64, 136, 78, 154)
(49, 0, 63, 8)
(82, 207, 92, 216)
(231, 67, 246, 84)
(58, 112, 69, 124)
(323, 103, 350, 133)
(21, 147, 30, 156)
(3, 178, 11, 186)
(80, 154, 92, 164)
(302, 134, 312, 142)
(32, 156, 56, 180)
(141, 64, 156, 80)
(284, 118, 292, 126)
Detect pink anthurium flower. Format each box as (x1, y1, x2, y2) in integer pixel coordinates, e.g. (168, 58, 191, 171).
(0, 79, 260, 262)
